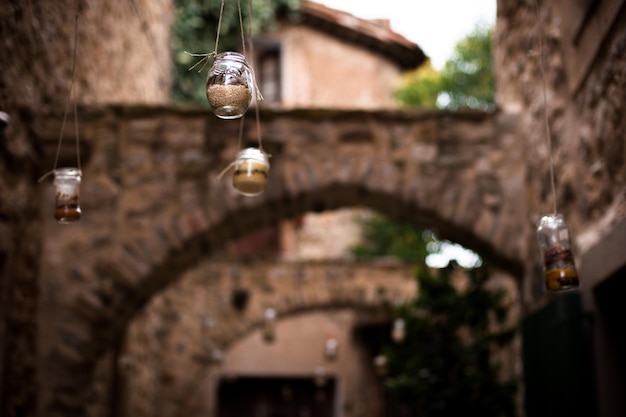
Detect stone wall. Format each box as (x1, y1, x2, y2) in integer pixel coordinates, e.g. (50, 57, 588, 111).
(0, 111, 41, 417)
(105, 260, 518, 417)
(118, 260, 418, 417)
(495, 1, 626, 414)
(29, 105, 523, 416)
(494, 0, 626, 306)
(0, 0, 173, 109)
(0, 1, 172, 415)
(1, 1, 624, 416)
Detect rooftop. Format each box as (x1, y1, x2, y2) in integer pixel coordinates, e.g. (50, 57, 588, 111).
(299, 1, 427, 70)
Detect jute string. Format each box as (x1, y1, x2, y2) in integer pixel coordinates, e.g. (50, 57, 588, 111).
(534, 0, 558, 215)
(38, 3, 82, 183)
(215, 0, 269, 181)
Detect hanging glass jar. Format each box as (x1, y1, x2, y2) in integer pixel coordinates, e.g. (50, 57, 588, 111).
(536, 213, 580, 292)
(262, 307, 276, 343)
(373, 354, 388, 377)
(313, 366, 328, 387)
(232, 147, 270, 196)
(53, 167, 82, 223)
(206, 52, 254, 119)
(324, 337, 338, 361)
(391, 318, 406, 343)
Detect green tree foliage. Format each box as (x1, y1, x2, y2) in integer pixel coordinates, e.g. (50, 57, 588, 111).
(395, 24, 495, 110)
(394, 60, 444, 109)
(351, 214, 433, 263)
(383, 266, 518, 417)
(351, 214, 517, 416)
(172, 0, 301, 103)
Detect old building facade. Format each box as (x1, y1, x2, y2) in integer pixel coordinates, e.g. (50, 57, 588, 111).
(1, 1, 625, 417)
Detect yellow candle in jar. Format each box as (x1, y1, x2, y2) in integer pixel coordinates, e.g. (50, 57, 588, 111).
(232, 160, 268, 196)
(544, 268, 579, 291)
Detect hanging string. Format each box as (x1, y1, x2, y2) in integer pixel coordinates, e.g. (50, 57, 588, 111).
(535, 0, 558, 214)
(216, 0, 269, 180)
(186, 0, 263, 104)
(238, 0, 246, 56)
(73, 97, 81, 171)
(246, 0, 265, 152)
(185, 0, 226, 72)
(214, 116, 244, 180)
(38, 5, 81, 183)
(237, 115, 245, 150)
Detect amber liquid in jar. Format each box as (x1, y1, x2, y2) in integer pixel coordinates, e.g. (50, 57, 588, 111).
(54, 196, 81, 223)
(544, 268, 579, 291)
(542, 245, 579, 291)
(232, 160, 268, 196)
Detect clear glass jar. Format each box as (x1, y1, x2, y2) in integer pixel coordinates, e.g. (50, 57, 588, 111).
(373, 354, 388, 377)
(391, 318, 406, 343)
(206, 52, 253, 119)
(536, 213, 580, 292)
(262, 307, 276, 343)
(232, 148, 269, 196)
(53, 167, 82, 223)
(324, 337, 338, 361)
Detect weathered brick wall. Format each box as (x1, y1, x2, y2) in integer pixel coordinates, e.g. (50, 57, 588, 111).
(118, 260, 418, 417)
(110, 261, 519, 417)
(1, 2, 172, 415)
(0, 0, 172, 109)
(0, 112, 42, 417)
(30, 105, 524, 416)
(495, 0, 626, 305)
(1, 1, 623, 416)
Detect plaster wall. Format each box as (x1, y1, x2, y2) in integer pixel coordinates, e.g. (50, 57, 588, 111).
(274, 25, 403, 109)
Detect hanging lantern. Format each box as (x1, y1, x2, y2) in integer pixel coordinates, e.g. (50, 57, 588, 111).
(536, 213, 580, 292)
(373, 354, 388, 377)
(324, 337, 338, 361)
(53, 167, 82, 223)
(206, 52, 254, 119)
(391, 318, 406, 343)
(313, 366, 327, 387)
(232, 148, 270, 196)
(262, 307, 276, 343)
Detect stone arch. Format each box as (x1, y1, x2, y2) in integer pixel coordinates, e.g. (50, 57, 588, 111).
(37, 106, 527, 415)
(117, 260, 419, 417)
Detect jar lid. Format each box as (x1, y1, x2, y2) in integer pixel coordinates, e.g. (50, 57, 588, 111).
(539, 213, 564, 224)
(54, 167, 82, 177)
(215, 51, 248, 64)
(236, 148, 269, 166)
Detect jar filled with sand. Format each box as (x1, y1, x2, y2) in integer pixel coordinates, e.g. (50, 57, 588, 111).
(206, 52, 253, 119)
(536, 213, 579, 292)
(53, 167, 82, 223)
(232, 148, 269, 196)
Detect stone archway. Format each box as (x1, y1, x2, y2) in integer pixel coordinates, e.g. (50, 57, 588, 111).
(116, 260, 419, 417)
(33, 106, 527, 415)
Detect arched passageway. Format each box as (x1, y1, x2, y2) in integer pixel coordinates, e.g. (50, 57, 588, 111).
(116, 260, 426, 417)
(34, 106, 526, 415)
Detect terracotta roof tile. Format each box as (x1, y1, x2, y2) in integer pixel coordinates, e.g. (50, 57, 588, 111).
(299, 1, 427, 69)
